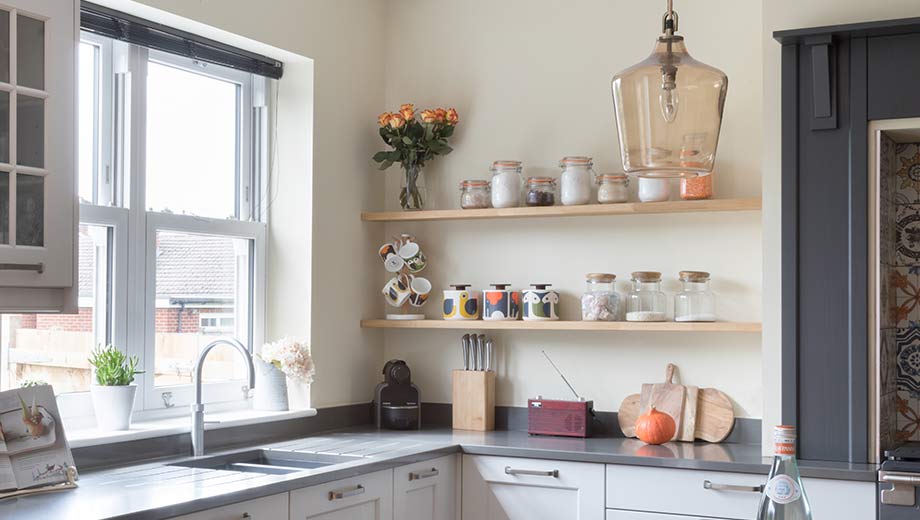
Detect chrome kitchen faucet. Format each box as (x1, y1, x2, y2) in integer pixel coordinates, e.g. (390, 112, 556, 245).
(191, 338, 256, 457)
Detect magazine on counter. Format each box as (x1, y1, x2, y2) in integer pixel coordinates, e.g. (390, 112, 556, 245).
(0, 385, 75, 491)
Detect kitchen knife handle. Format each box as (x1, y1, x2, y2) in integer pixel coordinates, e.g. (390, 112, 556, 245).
(504, 466, 559, 478)
(703, 480, 764, 493)
(328, 484, 365, 501)
(409, 468, 439, 481)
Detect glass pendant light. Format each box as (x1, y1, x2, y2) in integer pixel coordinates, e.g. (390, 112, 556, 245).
(611, 0, 728, 178)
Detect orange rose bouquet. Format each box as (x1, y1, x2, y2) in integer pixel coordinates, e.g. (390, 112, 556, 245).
(374, 104, 459, 210)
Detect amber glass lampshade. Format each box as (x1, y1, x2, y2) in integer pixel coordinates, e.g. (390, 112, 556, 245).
(611, 5, 728, 178)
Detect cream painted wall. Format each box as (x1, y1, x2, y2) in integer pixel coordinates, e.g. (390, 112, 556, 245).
(762, 0, 920, 447)
(126, 0, 388, 408)
(380, 0, 764, 418)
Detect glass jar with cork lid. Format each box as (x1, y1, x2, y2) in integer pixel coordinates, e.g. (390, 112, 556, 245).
(581, 273, 622, 321)
(626, 271, 667, 322)
(674, 271, 715, 322)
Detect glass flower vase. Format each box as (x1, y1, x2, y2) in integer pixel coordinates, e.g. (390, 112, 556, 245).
(400, 163, 426, 211)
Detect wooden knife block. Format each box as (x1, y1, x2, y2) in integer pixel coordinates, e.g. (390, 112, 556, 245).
(452, 369, 495, 431)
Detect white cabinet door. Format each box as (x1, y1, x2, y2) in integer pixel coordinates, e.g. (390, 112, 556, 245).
(462, 455, 604, 520)
(801, 477, 876, 520)
(606, 510, 734, 520)
(394, 454, 458, 520)
(290, 469, 393, 520)
(0, 0, 77, 297)
(167, 493, 289, 520)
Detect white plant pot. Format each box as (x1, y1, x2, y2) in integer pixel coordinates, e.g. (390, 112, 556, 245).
(90, 384, 137, 431)
(287, 379, 311, 410)
(254, 358, 289, 411)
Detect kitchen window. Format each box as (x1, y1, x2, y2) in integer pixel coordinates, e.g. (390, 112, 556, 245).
(1, 28, 272, 420)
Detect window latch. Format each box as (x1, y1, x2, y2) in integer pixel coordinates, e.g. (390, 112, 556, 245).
(161, 391, 174, 408)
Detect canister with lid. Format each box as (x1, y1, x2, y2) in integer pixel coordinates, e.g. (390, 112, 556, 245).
(483, 284, 521, 321)
(674, 271, 715, 322)
(597, 174, 629, 204)
(626, 271, 668, 322)
(522, 283, 560, 321)
(490, 160, 523, 208)
(460, 180, 491, 209)
(442, 284, 481, 320)
(559, 156, 595, 206)
(581, 273, 622, 321)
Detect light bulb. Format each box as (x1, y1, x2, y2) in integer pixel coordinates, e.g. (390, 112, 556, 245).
(660, 88, 678, 122)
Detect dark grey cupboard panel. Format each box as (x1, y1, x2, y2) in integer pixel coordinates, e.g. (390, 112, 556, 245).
(868, 34, 920, 120)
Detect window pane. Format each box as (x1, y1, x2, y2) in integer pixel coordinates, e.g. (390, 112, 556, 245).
(154, 231, 250, 387)
(0, 90, 9, 164)
(78, 42, 97, 204)
(15, 173, 42, 246)
(146, 61, 239, 219)
(16, 15, 44, 90)
(0, 171, 6, 244)
(0, 225, 111, 393)
(17, 94, 43, 168)
(0, 10, 9, 84)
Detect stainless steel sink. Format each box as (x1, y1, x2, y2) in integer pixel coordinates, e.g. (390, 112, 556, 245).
(170, 449, 361, 475)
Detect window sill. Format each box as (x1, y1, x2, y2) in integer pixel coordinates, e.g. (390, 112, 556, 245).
(66, 407, 318, 449)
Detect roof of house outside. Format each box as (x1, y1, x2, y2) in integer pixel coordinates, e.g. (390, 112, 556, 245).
(79, 228, 238, 301)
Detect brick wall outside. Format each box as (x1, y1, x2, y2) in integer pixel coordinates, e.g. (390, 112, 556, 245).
(19, 307, 232, 334)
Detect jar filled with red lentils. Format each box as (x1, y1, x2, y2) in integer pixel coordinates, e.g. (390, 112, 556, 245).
(680, 172, 713, 200)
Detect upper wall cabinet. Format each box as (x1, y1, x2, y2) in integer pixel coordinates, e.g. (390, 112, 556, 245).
(0, 0, 77, 312)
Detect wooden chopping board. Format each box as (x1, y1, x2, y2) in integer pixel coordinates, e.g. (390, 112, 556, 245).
(678, 385, 699, 442)
(617, 393, 641, 437)
(639, 363, 685, 441)
(694, 387, 735, 442)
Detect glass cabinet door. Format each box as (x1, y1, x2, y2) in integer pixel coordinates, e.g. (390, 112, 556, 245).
(0, 0, 77, 291)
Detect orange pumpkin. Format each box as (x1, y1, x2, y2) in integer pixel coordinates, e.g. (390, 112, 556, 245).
(635, 406, 676, 445)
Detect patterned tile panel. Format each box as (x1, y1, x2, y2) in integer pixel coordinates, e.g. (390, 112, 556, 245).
(894, 143, 920, 204)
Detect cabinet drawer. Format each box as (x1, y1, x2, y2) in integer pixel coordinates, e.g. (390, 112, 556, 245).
(607, 510, 734, 520)
(290, 469, 393, 519)
(168, 493, 288, 519)
(606, 465, 764, 519)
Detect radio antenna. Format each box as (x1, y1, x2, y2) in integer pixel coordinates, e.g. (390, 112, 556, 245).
(542, 350, 582, 401)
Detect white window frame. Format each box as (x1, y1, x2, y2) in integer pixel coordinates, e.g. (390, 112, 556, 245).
(57, 32, 269, 422)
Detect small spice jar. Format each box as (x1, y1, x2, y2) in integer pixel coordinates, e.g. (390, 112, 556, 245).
(522, 284, 559, 321)
(581, 273, 622, 321)
(680, 173, 713, 200)
(674, 271, 715, 322)
(559, 156, 595, 206)
(459, 180, 491, 209)
(525, 177, 557, 206)
(490, 160, 523, 208)
(626, 271, 668, 322)
(637, 177, 671, 202)
(597, 174, 629, 204)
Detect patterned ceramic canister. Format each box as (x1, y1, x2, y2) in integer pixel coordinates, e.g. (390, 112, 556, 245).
(522, 284, 560, 321)
(483, 283, 521, 321)
(442, 284, 481, 320)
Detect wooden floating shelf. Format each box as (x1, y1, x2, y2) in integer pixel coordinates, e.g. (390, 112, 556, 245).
(360, 319, 762, 333)
(361, 197, 761, 222)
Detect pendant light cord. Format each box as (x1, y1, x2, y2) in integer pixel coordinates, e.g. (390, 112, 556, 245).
(662, 0, 679, 36)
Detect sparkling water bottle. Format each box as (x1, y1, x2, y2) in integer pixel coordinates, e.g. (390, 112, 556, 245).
(757, 425, 812, 520)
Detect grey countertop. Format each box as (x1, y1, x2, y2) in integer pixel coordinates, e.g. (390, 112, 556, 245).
(0, 428, 879, 520)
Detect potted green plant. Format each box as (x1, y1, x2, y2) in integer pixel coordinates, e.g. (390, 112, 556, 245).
(88, 345, 143, 431)
(373, 104, 459, 210)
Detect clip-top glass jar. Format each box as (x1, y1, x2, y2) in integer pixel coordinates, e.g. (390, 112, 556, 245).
(674, 271, 715, 322)
(490, 160, 523, 208)
(525, 176, 556, 206)
(559, 156, 595, 206)
(626, 271, 667, 322)
(597, 174, 629, 204)
(581, 273, 622, 321)
(459, 180, 491, 209)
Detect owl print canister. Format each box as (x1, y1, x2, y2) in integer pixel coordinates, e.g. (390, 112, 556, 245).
(483, 284, 521, 321)
(442, 284, 482, 320)
(522, 284, 560, 321)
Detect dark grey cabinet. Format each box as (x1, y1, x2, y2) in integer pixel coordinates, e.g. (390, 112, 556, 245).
(776, 17, 920, 463)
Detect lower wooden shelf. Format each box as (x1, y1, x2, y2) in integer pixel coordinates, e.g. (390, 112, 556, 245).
(360, 319, 761, 332)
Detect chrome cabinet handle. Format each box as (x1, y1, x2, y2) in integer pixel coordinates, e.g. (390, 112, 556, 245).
(409, 468, 439, 481)
(504, 466, 559, 478)
(703, 480, 764, 493)
(241, 514, 251, 519)
(0, 263, 43, 273)
(328, 484, 365, 501)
